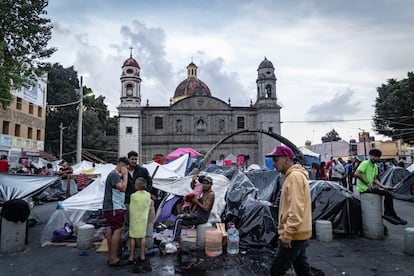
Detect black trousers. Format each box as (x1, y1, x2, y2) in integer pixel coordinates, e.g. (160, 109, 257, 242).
(173, 216, 207, 240)
(362, 188, 397, 217)
(270, 239, 311, 276)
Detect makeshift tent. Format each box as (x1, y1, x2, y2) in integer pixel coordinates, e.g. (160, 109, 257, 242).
(379, 165, 410, 187)
(310, 180, 361, 235)
(152, 172, 230, 223)
(407, 163, 414, 173)
(392, 172, 414, 202)
(299, 147, 321, 167)
(40, 156, 189, 246)
(0, 174, 60, 204)
(221, 169, 279, 247)
(165, 148, 200, 163)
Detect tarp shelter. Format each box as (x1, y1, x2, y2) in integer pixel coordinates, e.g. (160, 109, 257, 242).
(300, 147, 321, 167)
(40, 155, 190, 246)
(221, 169, 279, 247)
(379, 166, 410, 188)
(392, 172, 414, 202)
(165, 148, 200, 163)
(310, 180, 362, 235)
(0, 174, 60, 204)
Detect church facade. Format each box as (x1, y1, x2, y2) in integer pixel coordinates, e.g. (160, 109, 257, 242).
(117, 55, 281, 166)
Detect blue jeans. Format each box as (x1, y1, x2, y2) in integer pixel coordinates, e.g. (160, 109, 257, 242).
(270, 239, 311, 276)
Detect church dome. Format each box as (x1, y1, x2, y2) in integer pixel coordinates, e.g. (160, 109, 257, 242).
(257, 57, 274, 70)
(172, 62, 211, 102)
(123, 57, 140, 68)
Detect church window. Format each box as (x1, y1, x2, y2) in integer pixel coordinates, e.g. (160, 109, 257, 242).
(126, 126, 132, 134)
(265, 85, 272, 98)
(155, 117, 163, 129)
(237, 117, 245, 129)
(176, 119, 183, 133)
(219, 119, 225, 133)
(196, 119, 206, 131)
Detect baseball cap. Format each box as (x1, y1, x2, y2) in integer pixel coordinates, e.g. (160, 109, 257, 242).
(203, 175, 213, 183)
(265, 146, 295, 159)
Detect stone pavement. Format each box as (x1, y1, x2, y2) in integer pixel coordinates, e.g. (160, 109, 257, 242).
(1, 199, 414, 275)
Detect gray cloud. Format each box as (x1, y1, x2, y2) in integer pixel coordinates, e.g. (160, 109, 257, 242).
(306, 88, 360, 121)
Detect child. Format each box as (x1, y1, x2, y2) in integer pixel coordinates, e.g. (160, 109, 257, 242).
(128, 177, 151, 264)
(182, 171, 204, 214)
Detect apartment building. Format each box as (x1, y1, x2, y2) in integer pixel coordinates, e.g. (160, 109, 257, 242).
(0, 73, 47, 163)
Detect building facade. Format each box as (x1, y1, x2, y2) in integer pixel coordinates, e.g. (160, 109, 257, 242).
(0, 74, 48, 162)
(118, 56, 281, 166)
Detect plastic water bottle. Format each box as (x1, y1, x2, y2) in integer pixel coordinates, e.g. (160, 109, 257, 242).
(226, 223, 239, 255)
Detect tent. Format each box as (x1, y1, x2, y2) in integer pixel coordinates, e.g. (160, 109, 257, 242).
(392, 172, 414, 202)
(165, 148, 200, 163)
(0, 174, 60, 204)
(299, 147, 321, 167)
(310, 180, 362, 236)
(379, 165, 410, 187)
(40, 155, 192, 246)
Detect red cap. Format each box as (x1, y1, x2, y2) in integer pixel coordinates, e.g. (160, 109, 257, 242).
(265, 146, 295, 159)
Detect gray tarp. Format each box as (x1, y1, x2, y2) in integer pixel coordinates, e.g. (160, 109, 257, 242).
(0, 174, 59, 204)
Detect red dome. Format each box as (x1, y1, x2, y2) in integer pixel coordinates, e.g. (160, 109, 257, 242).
(173, 78, 211, 99)
(123, 57, 140, 68)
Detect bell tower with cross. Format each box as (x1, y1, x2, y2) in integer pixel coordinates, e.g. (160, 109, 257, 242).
(117, 47, 142, 159)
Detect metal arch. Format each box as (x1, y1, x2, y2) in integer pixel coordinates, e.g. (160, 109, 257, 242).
(200, 129, 306, 169)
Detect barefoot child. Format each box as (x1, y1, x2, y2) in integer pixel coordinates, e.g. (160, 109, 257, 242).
(128, 177, 151, 264)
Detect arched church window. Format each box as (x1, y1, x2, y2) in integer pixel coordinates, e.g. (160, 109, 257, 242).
(219, 119, 225, 133)
(196, 119, 206, 131)
(176, 119, 183, 133)
(126, 83, 134, 96)
(266, 85, 272, 98)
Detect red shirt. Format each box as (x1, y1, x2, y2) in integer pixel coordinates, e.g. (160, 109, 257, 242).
(0, 159, 9, 173)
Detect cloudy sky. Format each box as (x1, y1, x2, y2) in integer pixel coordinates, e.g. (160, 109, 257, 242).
(44, 0, 414, 146)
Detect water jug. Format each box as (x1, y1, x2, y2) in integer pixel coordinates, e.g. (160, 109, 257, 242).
(197, 222, 212, 248)
(205, 227, 222, 257)
(226, 223, 239, 254)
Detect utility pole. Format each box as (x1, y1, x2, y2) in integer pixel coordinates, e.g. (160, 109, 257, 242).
(59, 123, 67, 160)
(76, 76, 83, 163)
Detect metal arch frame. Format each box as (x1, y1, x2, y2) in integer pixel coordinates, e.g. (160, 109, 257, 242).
(200, 129, 306, 169)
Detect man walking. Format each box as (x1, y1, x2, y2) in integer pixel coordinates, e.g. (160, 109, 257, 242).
(267, 146, 312, 276)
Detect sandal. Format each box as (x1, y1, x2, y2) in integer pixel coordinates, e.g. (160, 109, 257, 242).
(108, 259, 129, 267)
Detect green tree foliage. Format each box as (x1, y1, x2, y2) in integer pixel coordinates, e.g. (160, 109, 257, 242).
(374, 72, 414, 143)
(0, 0, 55, 108)
(321, 129, 341, 143)
(44, 63, 117, 162)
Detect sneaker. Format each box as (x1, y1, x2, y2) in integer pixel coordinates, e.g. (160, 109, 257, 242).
(382, 215, 400, 225)
(395, 216, 407, 225)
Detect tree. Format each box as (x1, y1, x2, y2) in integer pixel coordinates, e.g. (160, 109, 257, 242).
(321, 129, 341, 143)
(0, 0, 55, 108)
(44, 63, 117, 162)
(374, 72, 414, 143)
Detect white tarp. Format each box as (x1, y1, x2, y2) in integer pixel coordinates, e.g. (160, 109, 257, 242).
(152, 173, 230, 223)
(407, 163, 414, 173)
(0, 174, 60, 203)
(299, 147, 320, 158)
(31, 158, 62, 171)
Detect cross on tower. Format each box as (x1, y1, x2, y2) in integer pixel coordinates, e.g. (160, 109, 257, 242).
(129, 46, 133, 58)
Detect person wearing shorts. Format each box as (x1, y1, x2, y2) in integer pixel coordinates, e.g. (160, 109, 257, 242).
(103, 157, 129, 267)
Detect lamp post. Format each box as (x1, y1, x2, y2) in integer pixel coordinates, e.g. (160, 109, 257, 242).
(76, 76, 83, 163)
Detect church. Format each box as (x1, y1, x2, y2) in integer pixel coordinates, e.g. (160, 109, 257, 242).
(117, 54, 281, 166)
